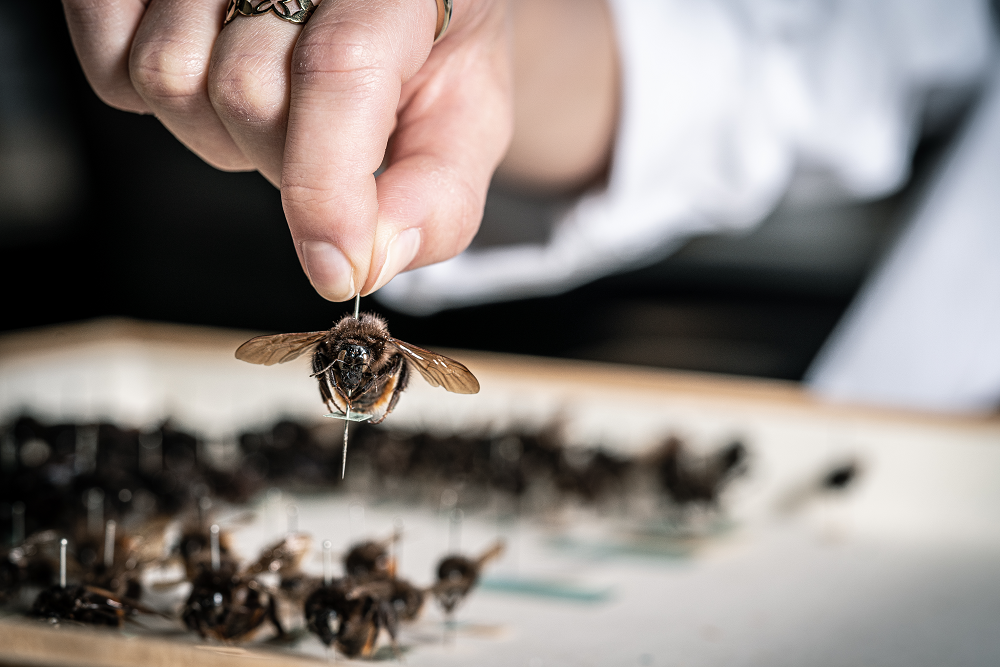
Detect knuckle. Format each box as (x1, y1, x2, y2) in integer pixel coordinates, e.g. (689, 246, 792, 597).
(130, 38, 207, 110)
(281, 180, 337, 212)
(209, 57, 285, 127)
(291, 20, 387, 83)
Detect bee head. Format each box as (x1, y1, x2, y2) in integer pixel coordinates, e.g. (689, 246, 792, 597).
(337, 344, 370, 390)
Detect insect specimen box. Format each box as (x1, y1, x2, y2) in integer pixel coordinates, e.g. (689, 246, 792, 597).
(1, 318, 1000, 667)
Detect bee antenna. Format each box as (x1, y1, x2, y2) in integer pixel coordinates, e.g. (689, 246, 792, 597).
(310, 358, 339, 378)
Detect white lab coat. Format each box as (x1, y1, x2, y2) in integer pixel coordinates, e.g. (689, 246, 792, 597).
(379, 0, 999, 413)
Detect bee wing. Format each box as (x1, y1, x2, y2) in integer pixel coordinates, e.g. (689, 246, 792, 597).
(235, 331, 328, 366)
(251, 533, 312, 573)
(388, 338, 480, 394)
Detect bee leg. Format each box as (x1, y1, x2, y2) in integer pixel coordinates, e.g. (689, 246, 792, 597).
(318, 378, 349, 416)
(351, 370, 381, 400)
(367, 361, 409, 426)
(267, 594, 285, 637)
(383, 360, 409, 419)
(353, 353, 405, 404)
(313, 609, 338, 647)
(390, 635, 402, 660)
(318, 374, 334, 408)
(377, 600, 401, 659)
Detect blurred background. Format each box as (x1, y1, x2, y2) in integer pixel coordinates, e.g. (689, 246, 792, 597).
(0, 2, 990, 381)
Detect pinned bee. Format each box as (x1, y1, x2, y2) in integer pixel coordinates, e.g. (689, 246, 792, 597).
(235, 297, 480, 476)
(432, 540, 505, 617)
(181, 532, 312, 642)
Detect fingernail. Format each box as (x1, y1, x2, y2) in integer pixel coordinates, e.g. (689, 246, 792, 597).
(364, 228, 421, 295)
(301, 240, 356, 301)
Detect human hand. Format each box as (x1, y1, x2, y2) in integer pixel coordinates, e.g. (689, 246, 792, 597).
(63, 0, 513, 300)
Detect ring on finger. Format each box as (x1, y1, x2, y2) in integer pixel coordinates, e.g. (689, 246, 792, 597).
(223, 0, 316, 26)
(223, 0, 451, 42)
(433, 0, 453, 42)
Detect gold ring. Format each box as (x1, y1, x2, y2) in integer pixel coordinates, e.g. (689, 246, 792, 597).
(433, 0, 452, 42)
(223, 0, 450, 38)
(224, 0, 317, 26)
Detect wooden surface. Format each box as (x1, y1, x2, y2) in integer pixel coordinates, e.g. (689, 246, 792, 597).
(0, 617, 320, 667)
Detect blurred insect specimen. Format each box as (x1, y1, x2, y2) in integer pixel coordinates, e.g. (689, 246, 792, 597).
(305, 531, 429, 658)
(176, 520, 236, 580)
(383, 576, 425, 622)
(32, 584, 140, 626)
(776, 458, 863, 514)
(244, 532, 312, 579)
(653, 437, 747, 507)
(79, 518, 173, 601)
(343, 532, 399, 579)
(554, 447, 632, 503)
(181, 529, 310, 641)
(1, 530, 58, 604)
(822, 461, 861, 490)
(235, 297, 479, 477)
(343, 533, 426, 622)
(432, 540, 504, 617)
(305, 576, 403, 658)
(30, 538, 148, 626)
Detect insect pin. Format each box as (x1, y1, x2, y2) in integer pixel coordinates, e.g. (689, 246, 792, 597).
(654, 437, 747, 508)
(235, 295, 480, 477)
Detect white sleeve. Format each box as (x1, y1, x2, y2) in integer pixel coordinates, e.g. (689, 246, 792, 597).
(806, 61, 1000, 413)
(377, 0, 994, 315)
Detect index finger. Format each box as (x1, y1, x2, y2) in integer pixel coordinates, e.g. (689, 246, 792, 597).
(281, 0, 438, 302)
(63, 0, 151, 112)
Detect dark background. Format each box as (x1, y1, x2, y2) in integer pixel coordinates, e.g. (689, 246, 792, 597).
(0, 3, 976, 380)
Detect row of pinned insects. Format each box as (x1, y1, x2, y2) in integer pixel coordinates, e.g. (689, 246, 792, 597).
(4, 512, 504, 659)
(1, 414, 749, 546)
